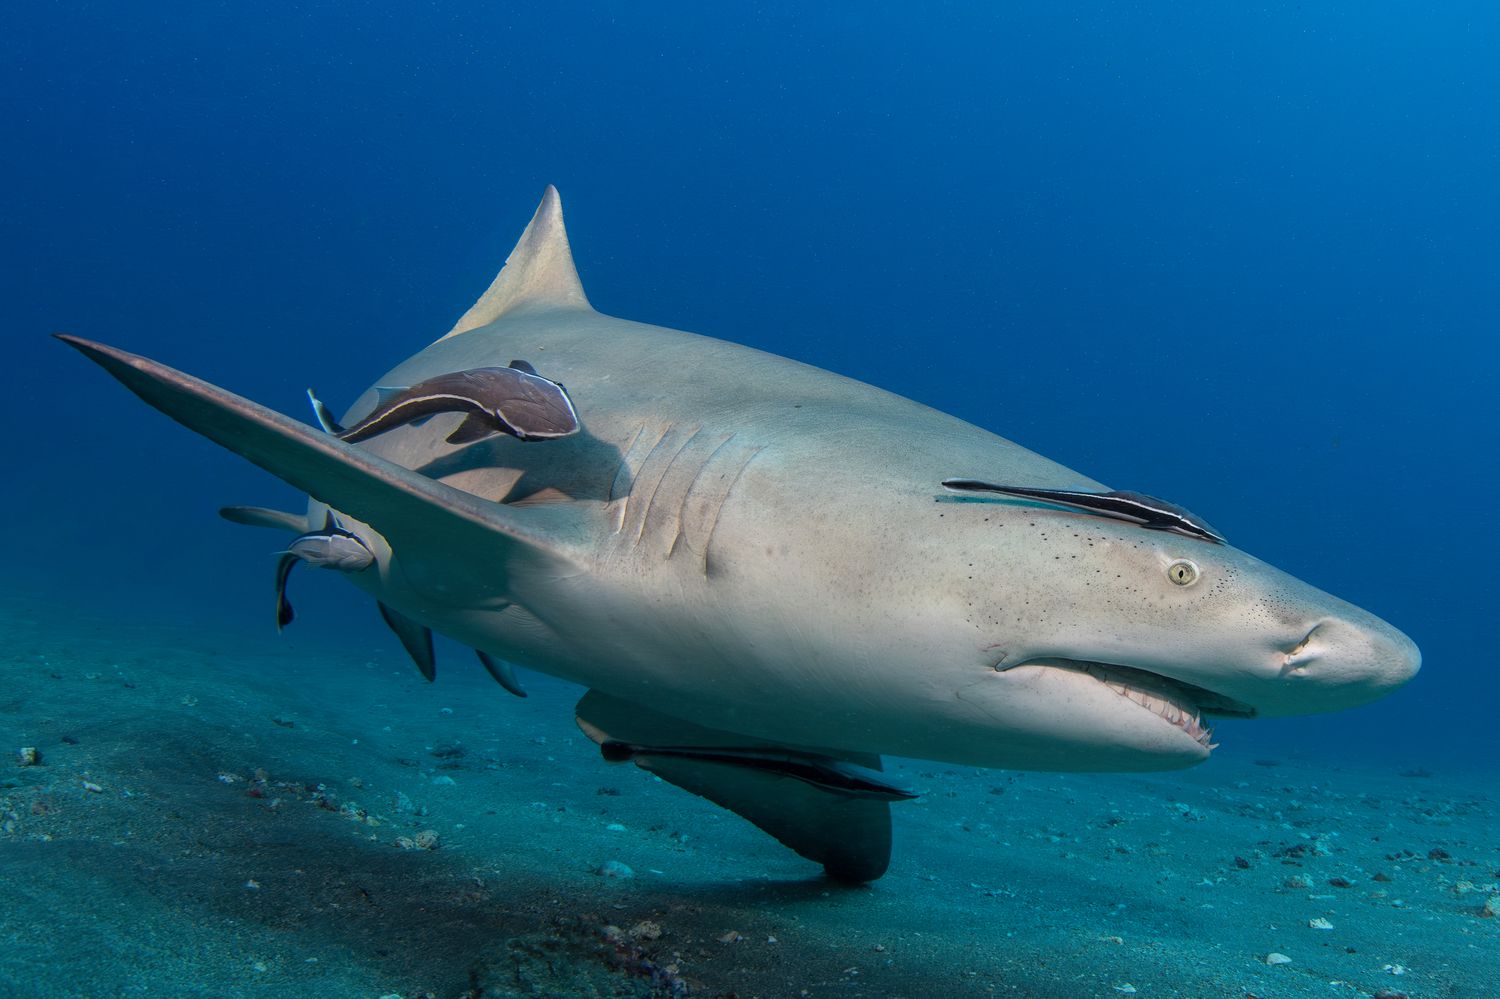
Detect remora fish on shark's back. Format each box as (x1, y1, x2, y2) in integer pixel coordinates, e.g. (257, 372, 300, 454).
(309, 361, 579, 446)
(941, 479, 1227, 544)
(56, 186, 1420, 883)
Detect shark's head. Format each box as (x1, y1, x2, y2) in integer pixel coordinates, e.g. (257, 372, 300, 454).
(948, 507, 1420, 771)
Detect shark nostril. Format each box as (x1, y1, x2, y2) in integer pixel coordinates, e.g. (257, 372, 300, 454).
(1279, 621, 1329, 676)
(1286, 621, 1328, 657)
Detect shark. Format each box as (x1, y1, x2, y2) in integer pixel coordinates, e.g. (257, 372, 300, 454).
(58, 186, 1420, 883)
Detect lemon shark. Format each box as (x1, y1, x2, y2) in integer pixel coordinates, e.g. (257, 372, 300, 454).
(58, 186, 1420, 882)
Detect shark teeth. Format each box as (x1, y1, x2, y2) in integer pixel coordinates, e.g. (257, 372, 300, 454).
(1080, 662, 1217, 749)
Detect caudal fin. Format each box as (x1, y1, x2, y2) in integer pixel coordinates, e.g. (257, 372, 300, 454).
(306, 389, 345, 434)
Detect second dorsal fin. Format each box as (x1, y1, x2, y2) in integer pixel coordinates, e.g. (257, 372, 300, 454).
(440, 185, 591, 340)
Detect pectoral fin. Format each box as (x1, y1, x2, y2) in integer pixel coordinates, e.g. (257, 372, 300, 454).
(445, 413, 498, 445)
(576, 690, 899, 883)
(377, 602, 436, 682)
(57, 336, 590, 606)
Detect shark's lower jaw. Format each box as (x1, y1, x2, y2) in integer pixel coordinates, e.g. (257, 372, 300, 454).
(1031, 659, 1257, 750)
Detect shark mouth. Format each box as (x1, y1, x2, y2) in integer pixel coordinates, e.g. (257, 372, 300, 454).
(1030, 659, 1257, 750)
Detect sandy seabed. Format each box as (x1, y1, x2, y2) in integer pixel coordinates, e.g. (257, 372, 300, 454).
(1, 592, 1493, 999)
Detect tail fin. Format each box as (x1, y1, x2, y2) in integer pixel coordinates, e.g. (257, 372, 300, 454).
(306, 389, 345, 434)
(274, 553, 298, 631)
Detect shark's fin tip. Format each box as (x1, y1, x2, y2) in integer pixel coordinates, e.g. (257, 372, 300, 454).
(378, 602, 437, 682)
(476, 650, 528, 698)
(439, 186, 592, 341)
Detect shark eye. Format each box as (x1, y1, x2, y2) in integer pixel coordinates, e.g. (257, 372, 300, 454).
(1167, 560, 1200, 586)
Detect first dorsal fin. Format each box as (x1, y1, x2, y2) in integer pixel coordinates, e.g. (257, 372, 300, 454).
(440, 185, 591, 341)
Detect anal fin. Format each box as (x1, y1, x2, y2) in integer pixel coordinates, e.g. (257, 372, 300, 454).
(446, 413, 498, 445)
(576, 690, 897, 883)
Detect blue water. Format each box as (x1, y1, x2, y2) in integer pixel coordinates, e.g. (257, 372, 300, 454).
(5, 5, 1493, 795)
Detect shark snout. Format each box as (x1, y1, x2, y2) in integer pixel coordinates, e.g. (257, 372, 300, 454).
(1266, 612, 1420, 715)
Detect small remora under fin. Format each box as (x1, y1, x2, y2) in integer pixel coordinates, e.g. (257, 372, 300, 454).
(476, 650, 527, 698)
(56, 335, 584, 600)
(440, 185, 592, 341)
(221, 506, 307, 532)
(576, 690, 899, 883)
(378, 602, 435, 682)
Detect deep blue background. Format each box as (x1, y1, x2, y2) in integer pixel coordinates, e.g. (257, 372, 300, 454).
(5, 3, 1494, 765)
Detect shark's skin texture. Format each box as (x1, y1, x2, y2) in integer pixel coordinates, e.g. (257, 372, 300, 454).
(60, 188, 1420, 876)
